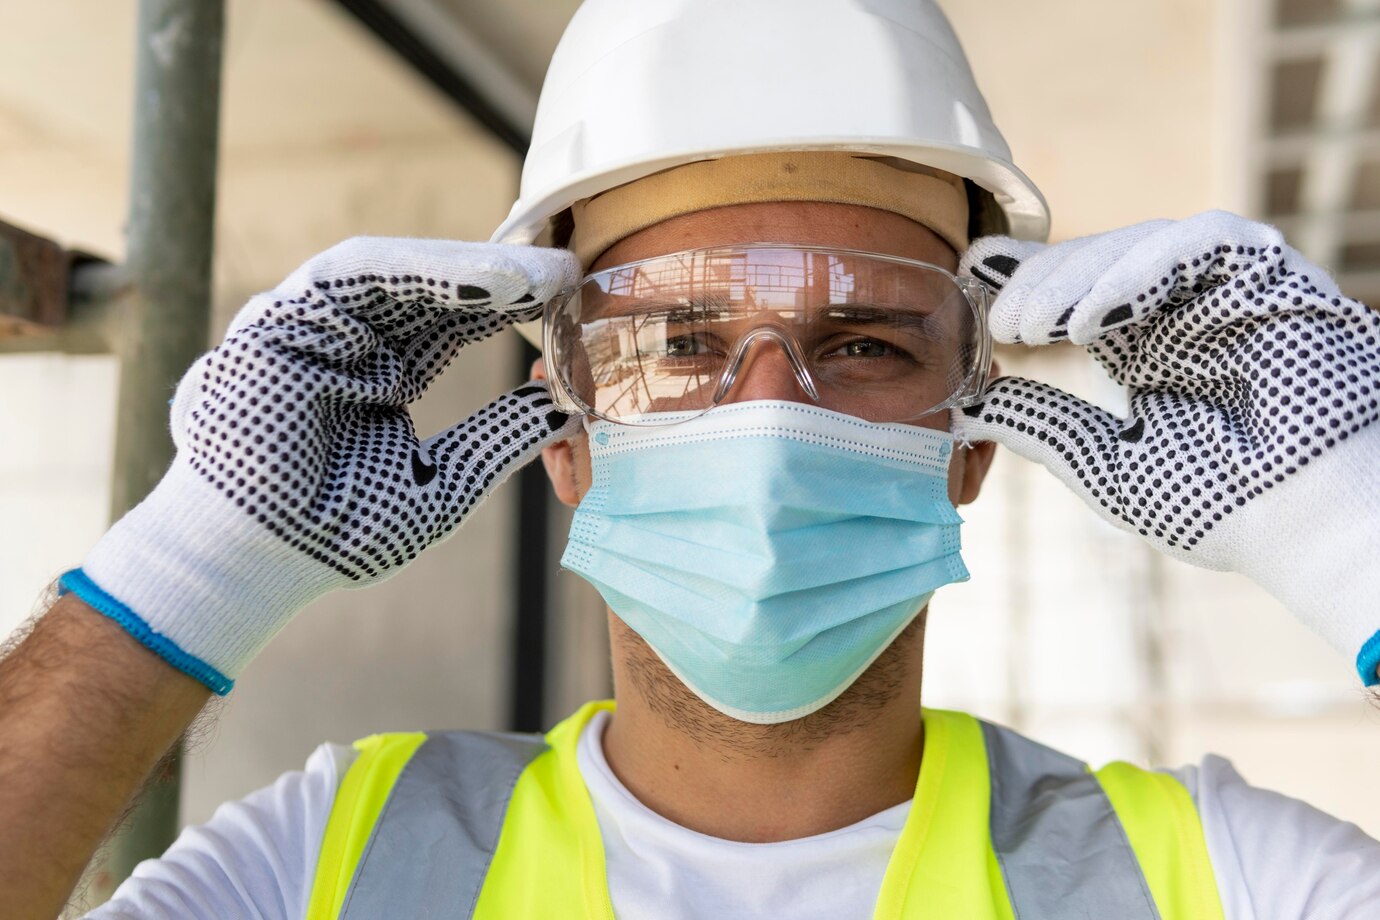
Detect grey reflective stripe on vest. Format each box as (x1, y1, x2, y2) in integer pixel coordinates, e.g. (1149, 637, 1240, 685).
(337, 729, 547, 920)
(981, 720, 1161, 920)
(339, 721, 1163, 920)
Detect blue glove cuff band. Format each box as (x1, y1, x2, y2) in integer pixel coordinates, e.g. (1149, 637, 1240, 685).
(58, 568, 234, 696)
(1355, 629, 1380, 688)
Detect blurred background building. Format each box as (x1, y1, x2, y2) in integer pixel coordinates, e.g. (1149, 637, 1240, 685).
(2, 0, 1379, 908)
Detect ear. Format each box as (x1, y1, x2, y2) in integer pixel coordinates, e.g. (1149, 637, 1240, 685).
(533, 357, 582, 508)
(954, 440, 997, 505)
(954, 354, 1002, 506)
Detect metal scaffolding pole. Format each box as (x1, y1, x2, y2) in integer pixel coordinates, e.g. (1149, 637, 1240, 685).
(88, 0, 225, 902)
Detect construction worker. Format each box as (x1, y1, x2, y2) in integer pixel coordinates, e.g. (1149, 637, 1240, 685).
(3, 0, 1379, 917)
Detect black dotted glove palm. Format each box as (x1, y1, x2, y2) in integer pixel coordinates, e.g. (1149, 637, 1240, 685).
(68, 238, 580, 693)
(953, 211, 1380, 682)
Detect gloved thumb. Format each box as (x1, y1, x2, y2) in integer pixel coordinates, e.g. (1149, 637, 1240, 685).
(420, 381, 580, 532)
(952, 375, 1135, 531)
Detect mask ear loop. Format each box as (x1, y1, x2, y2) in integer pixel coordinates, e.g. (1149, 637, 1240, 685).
(711, 326, 822, 406)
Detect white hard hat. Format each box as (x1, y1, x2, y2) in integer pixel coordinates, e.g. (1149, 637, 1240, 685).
(497, 0, 1050, 346)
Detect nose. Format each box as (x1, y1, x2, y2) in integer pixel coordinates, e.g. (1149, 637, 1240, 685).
(716, 330, 820, 406)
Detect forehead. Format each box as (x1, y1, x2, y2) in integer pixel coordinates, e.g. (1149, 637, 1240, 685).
(590, 201, 959, 272)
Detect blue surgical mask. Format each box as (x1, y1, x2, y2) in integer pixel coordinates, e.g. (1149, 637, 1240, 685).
(561, 401, 969, 724)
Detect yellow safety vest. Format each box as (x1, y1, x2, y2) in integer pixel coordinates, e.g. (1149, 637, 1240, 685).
(305, 702, 1224, 920)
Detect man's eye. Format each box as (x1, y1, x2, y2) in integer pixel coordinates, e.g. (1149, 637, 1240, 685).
(833, 338, 893, 359)
(664, 333, 708, 357)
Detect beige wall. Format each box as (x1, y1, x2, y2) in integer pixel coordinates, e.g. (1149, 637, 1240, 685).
(934, 0, 1380, 835)
(1, 0, 1376, 862)
(942, 0, 1223, 240)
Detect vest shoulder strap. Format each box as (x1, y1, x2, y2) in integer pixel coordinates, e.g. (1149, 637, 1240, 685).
(980, 719, 1224, 920)
(1096, 760, 1226, 920)
(979, 719, 1162, 919)
(304, 729, 547, 920)
(305, 732, 426, 920)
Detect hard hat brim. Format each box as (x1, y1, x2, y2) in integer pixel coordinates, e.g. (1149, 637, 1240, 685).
(503, 144, 1047, 352)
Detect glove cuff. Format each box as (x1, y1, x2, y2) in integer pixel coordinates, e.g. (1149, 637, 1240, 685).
(1232, 426, 1380, 685)
(59, 567, 234, 694)
(72, 461, 338, 692)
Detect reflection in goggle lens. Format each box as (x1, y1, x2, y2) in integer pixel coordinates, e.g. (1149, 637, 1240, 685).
(546, 245, 991, 426)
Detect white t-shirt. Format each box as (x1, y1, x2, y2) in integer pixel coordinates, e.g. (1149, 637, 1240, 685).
(577, 710, 909, 919)
(88, 712, 1380, 919)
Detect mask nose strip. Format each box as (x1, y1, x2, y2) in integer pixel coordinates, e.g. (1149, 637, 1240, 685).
(713, 327, 821, 404)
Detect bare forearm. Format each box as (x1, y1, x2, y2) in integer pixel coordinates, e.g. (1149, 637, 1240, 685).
(0, 594, 210, 920)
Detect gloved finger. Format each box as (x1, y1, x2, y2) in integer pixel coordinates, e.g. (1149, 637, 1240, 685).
(222, 239, 578, 404)
(951, 375, 1138, 532)
(418, 380, 581, 533)
(960, 236, 1048, 293)
(1066, 211, 1296, 345)
(232, 238, 579, 353)
(982, 221, 1174, 346)
(960, 238, 1048, 344)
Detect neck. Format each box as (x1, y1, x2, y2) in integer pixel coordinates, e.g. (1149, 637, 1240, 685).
(600, 614, 926, 843)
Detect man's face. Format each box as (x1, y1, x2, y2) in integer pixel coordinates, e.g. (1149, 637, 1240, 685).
(540, 199, 997, 510)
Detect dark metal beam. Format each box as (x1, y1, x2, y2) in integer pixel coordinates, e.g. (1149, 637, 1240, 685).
(331, 0, 532, 154)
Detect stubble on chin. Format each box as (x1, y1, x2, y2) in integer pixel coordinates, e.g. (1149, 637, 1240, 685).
(610, 612, 925, 759)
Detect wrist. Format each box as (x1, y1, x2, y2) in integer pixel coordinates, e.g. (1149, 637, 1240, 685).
(75, 460, 339, 692)
(59, 568, 235, 694)
(1231, 427, 1380, 684)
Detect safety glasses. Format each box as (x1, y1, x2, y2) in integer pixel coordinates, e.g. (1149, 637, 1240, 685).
(544, 244, 993, 427)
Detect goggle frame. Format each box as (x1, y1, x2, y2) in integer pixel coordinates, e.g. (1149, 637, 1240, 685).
(543, 243, 995, 428)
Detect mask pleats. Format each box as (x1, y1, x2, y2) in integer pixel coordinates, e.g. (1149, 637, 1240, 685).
(562, 401, 970, 724)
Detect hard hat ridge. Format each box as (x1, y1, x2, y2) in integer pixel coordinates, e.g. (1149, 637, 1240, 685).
(496, 0, 1047, 251)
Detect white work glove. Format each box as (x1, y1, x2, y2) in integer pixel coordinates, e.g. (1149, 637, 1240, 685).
(953, 211, 1380, 683)
(62, 238, 580, 693)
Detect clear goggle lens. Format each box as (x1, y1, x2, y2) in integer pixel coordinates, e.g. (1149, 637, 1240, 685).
(544, 244, 993, 427)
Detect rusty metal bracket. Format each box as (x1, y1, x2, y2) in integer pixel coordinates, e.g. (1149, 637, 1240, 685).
(0, 216, 71, 338)
(0, 216, 126, 354)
